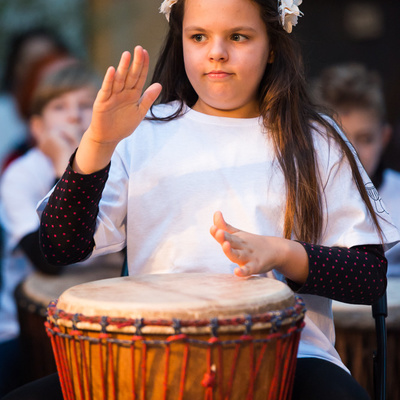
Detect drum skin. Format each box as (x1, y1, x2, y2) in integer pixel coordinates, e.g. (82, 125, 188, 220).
(333, 277, 400, 400)
(46, 274, 306, 400)
(14, 253, 124, 382)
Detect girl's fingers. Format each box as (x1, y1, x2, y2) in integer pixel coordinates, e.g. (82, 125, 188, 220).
(213, 211, 239, 234)
(139, 83, 162, 112)
(234, 266, 251, 277)
(210, 226, 226, 245)
(222, 240, 248, 266)
(125, 46, 148, 90)
(112, 51, 132, 93)
(96, 67, 116, 103)
(213, 211, 227, 229)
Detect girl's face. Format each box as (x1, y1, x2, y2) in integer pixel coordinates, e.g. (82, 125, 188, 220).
(182, 0, 271, 118)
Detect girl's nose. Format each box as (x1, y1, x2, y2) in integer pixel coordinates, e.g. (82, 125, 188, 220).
(208, 40, 228, 62)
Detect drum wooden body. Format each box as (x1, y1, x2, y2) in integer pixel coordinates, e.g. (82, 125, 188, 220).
(46, 274, 305, 400)
(333, 277, 400, 399)
(15, 254, 123, 382)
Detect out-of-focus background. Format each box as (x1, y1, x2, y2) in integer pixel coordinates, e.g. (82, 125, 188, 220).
(0, 0, 167, 82)
(1, 0, 399, 169)
(0, 1, 399, 399)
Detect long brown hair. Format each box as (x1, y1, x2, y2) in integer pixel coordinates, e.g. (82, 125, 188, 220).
(150, 0, 383, 244)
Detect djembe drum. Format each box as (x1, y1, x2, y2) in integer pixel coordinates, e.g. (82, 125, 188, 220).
(45, 273, 305, 400)
(15, 253, 124, 382)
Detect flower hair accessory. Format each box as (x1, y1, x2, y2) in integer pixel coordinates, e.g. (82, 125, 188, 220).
(159, 0, 303, 31)
(159, 0, 178, 22)
(278, 0, 304, 33)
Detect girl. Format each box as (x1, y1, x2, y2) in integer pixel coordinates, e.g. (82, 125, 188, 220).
(4, 0, 399, 399)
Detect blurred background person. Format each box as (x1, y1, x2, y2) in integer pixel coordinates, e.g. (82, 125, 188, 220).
(0, 61, 121, 396)
(311, 62, 400, 277)
(0, 27, 71, 171)
(1, 50, 78, 172)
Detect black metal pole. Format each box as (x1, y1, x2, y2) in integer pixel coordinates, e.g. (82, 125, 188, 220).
(372, 292, 387, 400)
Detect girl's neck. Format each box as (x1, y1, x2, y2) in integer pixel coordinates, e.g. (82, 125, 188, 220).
(192, 99, 261, 119)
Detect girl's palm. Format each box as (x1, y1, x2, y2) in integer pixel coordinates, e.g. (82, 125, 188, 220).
(89, 46, 161, 145)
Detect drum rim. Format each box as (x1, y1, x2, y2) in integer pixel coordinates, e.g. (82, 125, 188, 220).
(47, 295, 306, 334)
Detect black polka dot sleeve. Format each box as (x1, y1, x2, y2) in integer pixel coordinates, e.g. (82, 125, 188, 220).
(39, 157, 388, 306)
(287, 243, 387, 305)
(39, 155, 110, 266)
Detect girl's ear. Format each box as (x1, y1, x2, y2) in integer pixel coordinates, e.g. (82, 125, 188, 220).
(268, 50, 275, 64)
(29, 115, 45, 143)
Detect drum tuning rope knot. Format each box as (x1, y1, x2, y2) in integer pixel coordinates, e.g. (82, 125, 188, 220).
(210, 318, 219, 337)
(135, 318, 144, 335)
(201, 364, 217, 388)
(172, 318, 182, 334)
(244, 315, 253, 335)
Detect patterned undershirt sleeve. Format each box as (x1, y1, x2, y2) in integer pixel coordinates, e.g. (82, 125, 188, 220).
(39, 156, 110, 266)
(40, 157, 388, 305)
(288, 242, 387, 305)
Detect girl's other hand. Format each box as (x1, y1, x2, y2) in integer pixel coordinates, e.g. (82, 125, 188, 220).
(210, 211, 309, 285)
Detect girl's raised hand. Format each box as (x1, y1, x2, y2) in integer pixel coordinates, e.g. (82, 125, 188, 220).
(74, 46, 161, 174)
(89, 46, 161, 145)
(210, 211, 309, 285)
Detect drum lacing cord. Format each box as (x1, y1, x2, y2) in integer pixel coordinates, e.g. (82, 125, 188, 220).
(131, 318, 146, 400)
(202, 318, 224, 400)
(267, 315, 306, 400)
(45, 306, 75, 400)
(97, 316, 115, 400)
(69, 313, 92, 400)
(161, 319, 190, 400)
(45, 297, 306, 400)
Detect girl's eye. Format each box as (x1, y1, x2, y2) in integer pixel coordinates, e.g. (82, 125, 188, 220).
(231, 33, 246, 41)
(192, 34, 205, 42)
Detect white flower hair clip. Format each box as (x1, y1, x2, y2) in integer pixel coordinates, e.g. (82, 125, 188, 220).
(278, 0, 304, 33)
(159, 0, 178, 22)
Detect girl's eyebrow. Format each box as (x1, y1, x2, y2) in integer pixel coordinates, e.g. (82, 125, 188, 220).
(183, 26, 258, 33)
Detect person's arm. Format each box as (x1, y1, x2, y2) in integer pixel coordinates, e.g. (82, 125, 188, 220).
(210, 211, 387, 305)
(39, 47, 161, 266)
(19, 229, 64, 274)
(39, 157, 109, 266)
(287, 242, 387, 304)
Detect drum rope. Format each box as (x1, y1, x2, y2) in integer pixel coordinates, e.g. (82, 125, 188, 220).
(45, 321, 305, 399)
(286, 325, 303, 399)
(46, 298, 305, 331)
(70, 325, 86, 400)
(45, 298, 306, 400)
(45, 322, 74, 400)
(79, 336, 92, 400)
(98, 332, 108, 400)
(225, 342, 240, 400)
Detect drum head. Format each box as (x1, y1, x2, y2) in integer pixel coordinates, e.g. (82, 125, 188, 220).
(56, 274, 294, 321)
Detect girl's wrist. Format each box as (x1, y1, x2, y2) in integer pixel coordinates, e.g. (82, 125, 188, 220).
(275, 238, 309, 285)
(73, 131, 118, 174)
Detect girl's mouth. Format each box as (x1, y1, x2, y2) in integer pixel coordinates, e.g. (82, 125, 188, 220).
(206, 70, 232, 79)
